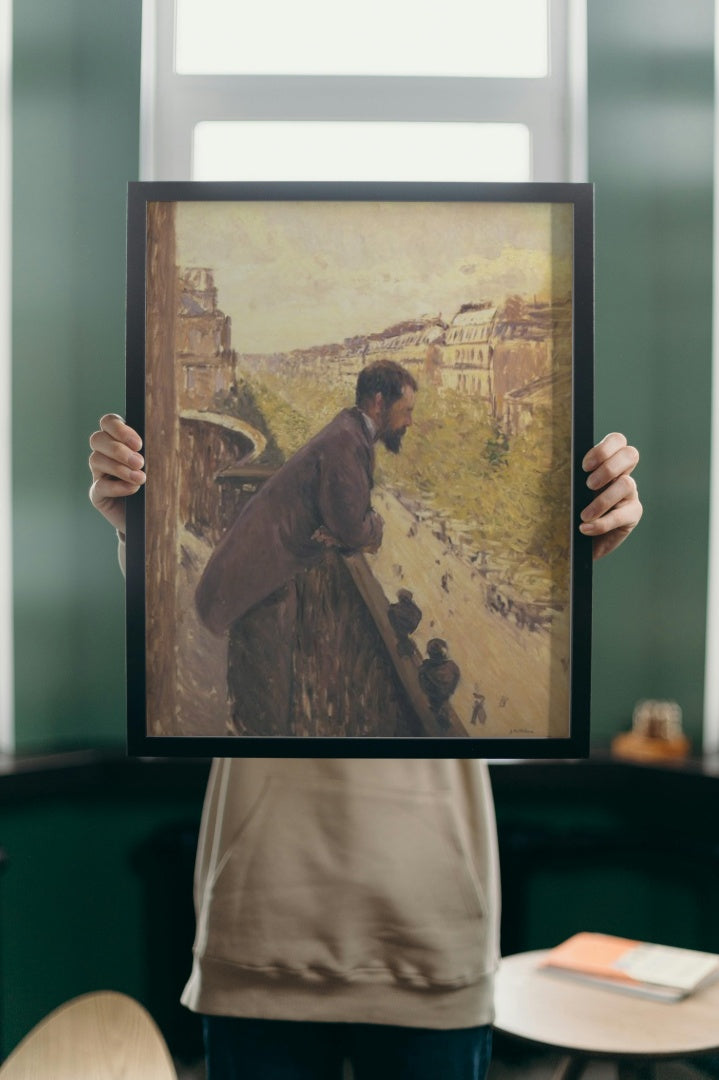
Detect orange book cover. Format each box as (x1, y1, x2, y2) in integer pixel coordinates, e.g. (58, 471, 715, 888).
(541, 933, 641, 984)
(540, 932, 719, 1001)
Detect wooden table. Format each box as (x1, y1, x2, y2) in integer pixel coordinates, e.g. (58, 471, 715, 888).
(494, 949, 719, 1079)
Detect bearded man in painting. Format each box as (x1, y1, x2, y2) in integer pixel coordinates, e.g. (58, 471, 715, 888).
(195, 359, 417, 736)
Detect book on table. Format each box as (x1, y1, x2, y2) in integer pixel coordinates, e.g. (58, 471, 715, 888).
(539, 932, 719, 1002)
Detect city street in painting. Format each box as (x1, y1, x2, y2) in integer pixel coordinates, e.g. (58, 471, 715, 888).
(126, 183, 593, 757)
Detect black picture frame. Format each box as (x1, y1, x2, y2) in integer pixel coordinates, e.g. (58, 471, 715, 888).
(126, 180, 594, 758)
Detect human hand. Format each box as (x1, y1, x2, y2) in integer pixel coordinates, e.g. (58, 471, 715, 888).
(312, 526, 342, 548)
(362, 541, 382, 555)
(580, 432, 642, 560)
(312, 525, 381, 555)
(88, 414, 145, 535)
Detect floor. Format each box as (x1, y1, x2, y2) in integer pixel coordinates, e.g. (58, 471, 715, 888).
(174, 1040, 719, 1079)
(487, 1038, 719, 1079)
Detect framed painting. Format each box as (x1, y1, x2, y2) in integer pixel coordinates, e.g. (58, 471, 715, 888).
(125, 181, 593, 758)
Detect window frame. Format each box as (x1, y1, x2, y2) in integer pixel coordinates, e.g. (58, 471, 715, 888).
(703, 4, 719, 754)
(0, 0, 13, 752)
(140, 0, 588, 184)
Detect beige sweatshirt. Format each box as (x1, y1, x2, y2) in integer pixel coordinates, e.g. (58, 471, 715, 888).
(121, 538, 501, 1029)
(181, 755, 501, 1029)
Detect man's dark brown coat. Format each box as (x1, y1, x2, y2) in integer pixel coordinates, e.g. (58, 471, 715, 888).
(195, 407, 384, 634)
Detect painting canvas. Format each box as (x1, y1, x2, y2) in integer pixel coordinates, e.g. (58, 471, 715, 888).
(126, 181, 593, 757)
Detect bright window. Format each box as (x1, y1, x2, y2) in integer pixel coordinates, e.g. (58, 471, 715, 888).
(175, 0, 549, 78)
(141, 0, 587, 183)
(193, 121, 532, 182)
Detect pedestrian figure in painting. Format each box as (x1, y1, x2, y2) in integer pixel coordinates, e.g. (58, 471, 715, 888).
(194, 359, 417, 736)
(471, 691, 487, 726)
(387, 588, 423, 657)
(419, 638, 461, 731)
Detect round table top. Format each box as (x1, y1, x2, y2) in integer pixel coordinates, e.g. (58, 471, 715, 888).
(494, 949, 719, 1059)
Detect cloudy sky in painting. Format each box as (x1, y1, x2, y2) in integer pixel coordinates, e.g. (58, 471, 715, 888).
(175, 199, 573, 354)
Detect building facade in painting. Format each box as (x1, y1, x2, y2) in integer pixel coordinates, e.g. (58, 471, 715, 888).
(236, 292, 572, 441)
(175, 262, 571, 443)
(440, 301, 497, 398)
(361, 315, 448, 386)
(176, 268, 236, 411)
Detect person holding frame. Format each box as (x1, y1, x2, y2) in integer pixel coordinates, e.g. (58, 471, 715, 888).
(89, 413, 641, 1080)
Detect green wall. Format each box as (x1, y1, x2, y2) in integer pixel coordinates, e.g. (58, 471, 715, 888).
(10, 1, 716, 751)
(587, 1, 714, 749)
(12, 0, 142, 751)
(0, 773, 207, 1059)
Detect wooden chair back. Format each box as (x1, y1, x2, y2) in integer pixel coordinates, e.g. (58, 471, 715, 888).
(0, 991, 178, 1079)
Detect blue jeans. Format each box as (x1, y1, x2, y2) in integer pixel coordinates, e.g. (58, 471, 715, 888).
(203, 1016, 493, 1080)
